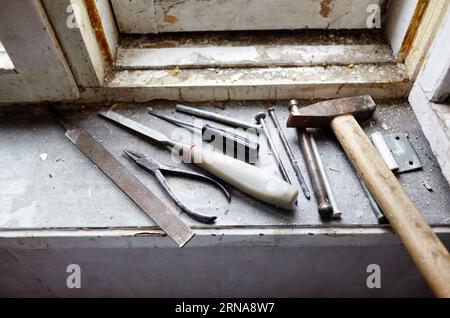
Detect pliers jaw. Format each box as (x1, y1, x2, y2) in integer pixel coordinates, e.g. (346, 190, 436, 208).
(124, 150, 161, 172)
(123, 150, 145, 161)
(124, 149, 231, 201)
(124, 150, 231, 224)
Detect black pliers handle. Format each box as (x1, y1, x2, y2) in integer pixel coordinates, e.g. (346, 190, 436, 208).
(124, 150, 231, 224)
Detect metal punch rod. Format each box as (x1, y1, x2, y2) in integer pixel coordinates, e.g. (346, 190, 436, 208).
(354, 170, 388, 224)
(255, 112, 292, 184)
(176, 104, 261, 131)
(290, 100, 333, 217)
(297, 128, 332, 217)
(309, 133, 342, 218)
(267, 107, 311, 200)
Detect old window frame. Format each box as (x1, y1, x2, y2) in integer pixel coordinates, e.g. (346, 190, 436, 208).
(0, 0, 79, 103)
(1, 0, 448, 104)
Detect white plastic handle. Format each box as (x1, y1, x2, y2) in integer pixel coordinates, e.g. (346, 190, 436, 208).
(189, 146, 299, 209)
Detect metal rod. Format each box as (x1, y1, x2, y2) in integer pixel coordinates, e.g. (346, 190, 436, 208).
(309, 133, 342, 218)
(267, 107, 311, 200)
(354, 170, 388, 224)
(149, 111, 201, 131)
(297, 128, 333, 218)
(255, 112, 292, 184)
(176, 104, 261, 131)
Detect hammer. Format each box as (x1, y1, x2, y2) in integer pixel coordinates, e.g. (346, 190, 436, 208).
(287, 96, 450, 298)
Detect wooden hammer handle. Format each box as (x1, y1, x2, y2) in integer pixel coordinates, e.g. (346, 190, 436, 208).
(331, 115, 450, 298)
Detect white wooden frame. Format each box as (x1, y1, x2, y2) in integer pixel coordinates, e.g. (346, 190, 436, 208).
(0, 1, 447, 104)
(0, 42, 14, 71)
(433, 69, 450, 102)
(408, 8, 450, 182)
(42, 0, 118, 88)
(385, 0, 420, 60)
(1, 226, 449, 249)
(0, 0, 79, 103)
(386, 0, 450, 81)
(417, 7, 450, 102)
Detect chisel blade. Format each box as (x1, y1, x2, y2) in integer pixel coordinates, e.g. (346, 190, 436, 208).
(62, 125, 194, 247)
(98, 110, 175, 147)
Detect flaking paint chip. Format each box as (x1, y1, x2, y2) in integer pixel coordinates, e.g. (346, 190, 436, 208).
(163, 14, 177, 24)
(319, 0, 333, 17)
(40, 153, 48, 161)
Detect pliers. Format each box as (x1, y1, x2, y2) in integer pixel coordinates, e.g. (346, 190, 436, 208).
(124, 150, 231, 224)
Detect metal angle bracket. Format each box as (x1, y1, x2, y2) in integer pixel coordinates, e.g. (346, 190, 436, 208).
(383, 133, 423, 173)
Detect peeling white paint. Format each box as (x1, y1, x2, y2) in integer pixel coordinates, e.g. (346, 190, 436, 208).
(79, 63, 411, 102)
(116, 44, 394, 70)
(111, 0, 386, 34)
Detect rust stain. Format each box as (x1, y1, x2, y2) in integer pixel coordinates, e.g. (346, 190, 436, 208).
(319, 0, 333, 18)
(85, 0, 113, 64)
(398, 0, 430, 62)
(143, 41, 178, 49)
(163, 14, 178, 24)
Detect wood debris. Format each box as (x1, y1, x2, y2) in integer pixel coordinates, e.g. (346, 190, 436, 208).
(423, 182, 433, 192)
(170, 66, 180, 76)
(328, 166, 341, 173)
(110, 103, 122, 111)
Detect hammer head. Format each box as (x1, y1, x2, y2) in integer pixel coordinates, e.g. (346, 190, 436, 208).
(286, 96, 376, 128)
